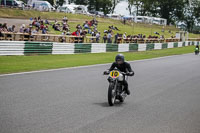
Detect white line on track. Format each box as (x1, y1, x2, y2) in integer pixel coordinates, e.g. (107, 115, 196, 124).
(0, 53, 192, 77)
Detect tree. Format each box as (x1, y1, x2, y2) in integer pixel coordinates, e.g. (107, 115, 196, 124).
(110, 0, 120, 13)
(128, 0, 141, 15)
(73, 0, 88, 5)
(88, 0, 95, 11)
(56, 0, 65, 6)
(47, 0, 54, 6)
(151, 0, 185, 25)
(101, 0, 112, 15)
(128, 0, 134, 15)
(87, 0, 113, 15)
(182, 0, 200, 32)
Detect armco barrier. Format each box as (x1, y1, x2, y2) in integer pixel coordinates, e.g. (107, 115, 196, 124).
(0, 41, 25, 55)
(52, 43, 74, 54)
(0, 41, 197, 55)
(24, 42, 53, 55)
(91, 43, 106, 53)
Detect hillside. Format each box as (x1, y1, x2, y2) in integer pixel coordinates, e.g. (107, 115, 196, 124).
(0, 8, 199, 38)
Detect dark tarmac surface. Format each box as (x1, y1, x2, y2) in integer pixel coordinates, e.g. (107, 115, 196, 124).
(0, 54, 200, 133)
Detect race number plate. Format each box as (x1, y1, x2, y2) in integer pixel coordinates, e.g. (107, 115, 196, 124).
(110, 70, 120, 78)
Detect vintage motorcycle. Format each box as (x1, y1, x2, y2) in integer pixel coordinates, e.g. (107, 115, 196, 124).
(104, 69, 129, 106)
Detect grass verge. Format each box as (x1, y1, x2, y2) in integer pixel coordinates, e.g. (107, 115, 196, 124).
(0, 46, 194, 74)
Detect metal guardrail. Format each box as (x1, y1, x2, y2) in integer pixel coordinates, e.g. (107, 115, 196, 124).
(0, 41, 197, 56)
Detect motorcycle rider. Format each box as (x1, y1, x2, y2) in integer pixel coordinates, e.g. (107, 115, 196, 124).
(104, 54, 134, 95)
(195, 45, 199, 51)
(195, 45, 199, 55)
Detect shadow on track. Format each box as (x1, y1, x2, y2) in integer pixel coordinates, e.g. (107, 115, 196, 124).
(93, 101, 126, 107)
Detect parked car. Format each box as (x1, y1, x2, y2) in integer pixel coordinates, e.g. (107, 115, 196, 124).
(1, 0, 20, 6)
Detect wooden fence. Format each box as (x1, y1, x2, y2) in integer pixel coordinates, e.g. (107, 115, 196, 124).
(0, 32, 193, 44)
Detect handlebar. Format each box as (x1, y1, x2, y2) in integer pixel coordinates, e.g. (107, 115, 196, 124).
(103, 71, 131, 76)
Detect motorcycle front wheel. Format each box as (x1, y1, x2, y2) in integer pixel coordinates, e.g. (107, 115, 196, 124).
(195, 51, 199, 55)
(108, 83, 116, 106)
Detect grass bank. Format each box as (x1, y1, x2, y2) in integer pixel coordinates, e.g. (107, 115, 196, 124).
(0, 8, 180, 38)
(0, 46, 194, 74)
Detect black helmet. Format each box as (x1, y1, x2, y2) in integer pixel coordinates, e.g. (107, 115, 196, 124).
(115, 54, 125, 63)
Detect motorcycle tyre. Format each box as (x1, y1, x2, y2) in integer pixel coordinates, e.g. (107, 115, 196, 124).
(108, 83, 115, 106)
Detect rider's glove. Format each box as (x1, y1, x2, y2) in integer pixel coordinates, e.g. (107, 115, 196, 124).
(127, 72, 134, 76)
(103, 70, 110, 75)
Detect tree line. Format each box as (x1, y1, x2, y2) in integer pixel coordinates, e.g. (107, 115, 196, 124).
(50, 0, 200, 32)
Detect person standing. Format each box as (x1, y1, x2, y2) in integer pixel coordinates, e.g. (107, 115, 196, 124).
(107, 32, 112, 43)
(96, 32, 101, 43)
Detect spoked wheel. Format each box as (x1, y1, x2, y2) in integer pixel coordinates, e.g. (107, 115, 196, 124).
(108, 83, 116, 106)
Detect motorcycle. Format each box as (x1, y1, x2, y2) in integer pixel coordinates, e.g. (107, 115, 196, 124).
(104, 69, 129, 106)
(195, 47, 199, 55)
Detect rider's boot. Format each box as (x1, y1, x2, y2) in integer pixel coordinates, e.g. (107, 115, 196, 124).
(126, 88, 130, 95)
(124, 86, 130, 95)
(124, 80, 130, 95)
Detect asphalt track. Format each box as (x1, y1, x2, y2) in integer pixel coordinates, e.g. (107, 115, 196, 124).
(0, 54, 200, 133)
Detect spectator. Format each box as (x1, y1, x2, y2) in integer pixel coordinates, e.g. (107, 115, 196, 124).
(42, 27, 47, 34)
(103, 34, 107, 43)
(1, 23, 8, 32)
(45, 19, 49, 25)
(123, 18, 126, 25)
(114, 33, 119, 43)
(60, 31, 66, 42)
(72, 30, 80, 36)
(31, 28, 38, 34)
(107, 32, 112, 43)
(2, 23, 7, 30)
(123, 32, 127, 39)
(91, 31, 95, 37)
(7, 25, 16, 32)
(154, 31, 160, 35)
(19, 24, 25, 33)
(38, 16, 41, 21)
(0, 23, 3, 37)
(35, 21, 40, 28)
(96, 32, 100, 43)
(40, 23, 45, 30)
(63, 16, 68, 23)
(160, 35, 164, 39)
(76, 24, 82, 30)
(93, 26, 98, 33)
(83, 21, 89, 29)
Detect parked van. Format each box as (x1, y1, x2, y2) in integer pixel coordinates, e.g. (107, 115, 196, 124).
(32, 1, 55, 11)
(57, 5, 88, 14)
(152, 18, 167, 26)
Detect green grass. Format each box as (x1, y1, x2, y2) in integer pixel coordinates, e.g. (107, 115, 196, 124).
(0, 46, 195, 74)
